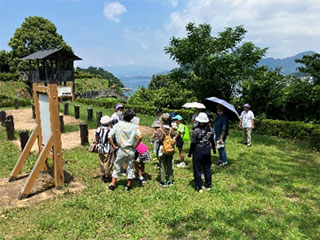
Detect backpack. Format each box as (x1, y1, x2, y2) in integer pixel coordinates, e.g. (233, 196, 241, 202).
(159, 128, 175, 155)
(183, 125, 190, 142)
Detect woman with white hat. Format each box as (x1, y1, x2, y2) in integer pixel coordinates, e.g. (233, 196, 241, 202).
(188, 112, 216, 192)
(96, 115, 115, 183)
(111, 103, 124, 122)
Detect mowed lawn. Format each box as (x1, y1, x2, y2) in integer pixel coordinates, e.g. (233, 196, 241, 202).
(0, 108, 319, 239)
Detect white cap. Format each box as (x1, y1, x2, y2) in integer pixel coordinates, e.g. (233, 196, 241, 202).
(195, 112, 209, 123)
(100, 115, 111, 125)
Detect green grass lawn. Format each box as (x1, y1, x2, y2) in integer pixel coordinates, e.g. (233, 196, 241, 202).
(0, 117, 319, 239)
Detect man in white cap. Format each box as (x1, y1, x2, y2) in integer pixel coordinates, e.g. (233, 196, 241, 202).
(96, 115, 115, 183)
(239, 103, 255, 147)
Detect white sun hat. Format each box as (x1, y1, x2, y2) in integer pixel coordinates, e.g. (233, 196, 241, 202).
(195, 112, 209, 123)
(100, 115, 111, 125)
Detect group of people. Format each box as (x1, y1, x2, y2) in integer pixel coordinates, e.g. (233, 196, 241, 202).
(95, 102, 255, 192)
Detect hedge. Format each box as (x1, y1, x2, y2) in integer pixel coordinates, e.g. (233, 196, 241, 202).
(76, 98, 196, 120)
(0, 73, 20, 82)
(76, 98, 320, 150)
(0, 98, 32, 108)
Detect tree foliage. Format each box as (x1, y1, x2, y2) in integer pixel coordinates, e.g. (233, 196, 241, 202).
(76, 66, 123, 87)
(8, 16, 71, 72)
(295, 53, 320, 85)
(163, 23, 267, 101)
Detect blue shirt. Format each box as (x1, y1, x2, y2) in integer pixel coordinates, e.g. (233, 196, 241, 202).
(214, 114, 229, 141)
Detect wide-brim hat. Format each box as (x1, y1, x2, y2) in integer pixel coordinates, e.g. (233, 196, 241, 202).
(195, 112, 209, 123)
(160, 113, 170, 124)
(152, 120, 161, 128)
(100, 115, 111, 125)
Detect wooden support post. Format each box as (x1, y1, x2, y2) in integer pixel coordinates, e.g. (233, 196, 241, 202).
(74, 105, 80, 119)
(32, 104, 36, 119)
(19, 130, 29, 151)
(5, 115, 15, 140)
(0, 110, 6, 125)
(64, 103, 69, 115)
(48, 83, 64, 189)
(96, 111, 102, 127)
(9, 126, 39, 181)
(87, 108, 93, 122)
(14, 99, 19, 109)
(80, 123, 88, 145)
(19, 136, 54, 199)
(59, 115, 65, 133)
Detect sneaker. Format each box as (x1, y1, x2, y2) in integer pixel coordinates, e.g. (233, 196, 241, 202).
(198, 188, 203, 193)
(176, 162, 186, 168)
(216, 161, 223, 166)
(108, 184, 115, 191)
(218, 162, 228, 168)
(167, 180, 173, 186)
(204, 186, 211, 191)
(101, 175, 108, 183)
(125, 185, 131, 192)
(247, 144, 251, 147)
(160, 182, 167, 187)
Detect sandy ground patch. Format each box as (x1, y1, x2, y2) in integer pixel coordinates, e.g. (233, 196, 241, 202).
(6, 108, 83, 131)
(0, 169, 85, 210)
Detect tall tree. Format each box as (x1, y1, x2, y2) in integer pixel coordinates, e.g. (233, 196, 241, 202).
(164, 23, 267, 101)
(8, 16, 71, 72)
(295, 53, 320, 85)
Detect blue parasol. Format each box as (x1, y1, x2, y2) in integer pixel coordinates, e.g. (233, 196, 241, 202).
(204, 97, 240, 120)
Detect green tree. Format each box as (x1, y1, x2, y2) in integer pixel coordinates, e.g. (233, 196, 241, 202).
(8, 16, 71, 72)
(241, 67, 287, 119)
(164, 23, 267, 101)
(0, 50, 11, 72)
(295, 53, 320, 85)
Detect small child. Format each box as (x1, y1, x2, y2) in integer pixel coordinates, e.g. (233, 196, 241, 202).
(172, 115, 187, 168)
(96, 116, 115, 183)
(134, 142, 151, 184)
(151, 120, 161, 160)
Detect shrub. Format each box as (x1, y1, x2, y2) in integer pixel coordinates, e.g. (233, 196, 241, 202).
(0, 73, 20, 82)
(310, 127, 320, 151)
(0, 98, 32, 108)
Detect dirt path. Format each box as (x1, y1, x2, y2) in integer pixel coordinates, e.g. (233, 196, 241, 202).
(6, 108, 83, 131)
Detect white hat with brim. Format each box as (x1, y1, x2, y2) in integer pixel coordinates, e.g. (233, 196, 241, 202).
(195, 112, 209, 123)
(100, 115, 111, 125)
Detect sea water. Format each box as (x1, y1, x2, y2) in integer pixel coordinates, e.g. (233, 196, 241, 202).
(119, 76, 151, 96)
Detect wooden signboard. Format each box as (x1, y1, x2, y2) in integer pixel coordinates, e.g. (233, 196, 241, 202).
(9, 82, 64, 199)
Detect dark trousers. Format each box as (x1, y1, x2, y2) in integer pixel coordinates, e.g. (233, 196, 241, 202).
(192, 146, 212, 190)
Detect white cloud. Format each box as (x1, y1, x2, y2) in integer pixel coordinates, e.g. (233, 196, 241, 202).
(103, 2, 127, 23)
(168, 0, 179, 7)
(165, 0, 320, 58)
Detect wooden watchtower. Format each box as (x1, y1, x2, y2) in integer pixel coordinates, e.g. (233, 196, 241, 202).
(21, 47, 81, 101)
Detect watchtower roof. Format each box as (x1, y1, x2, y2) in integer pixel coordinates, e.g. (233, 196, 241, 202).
(21, 47, 82, 61)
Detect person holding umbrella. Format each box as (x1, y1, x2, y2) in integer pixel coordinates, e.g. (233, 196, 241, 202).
(214, 104, 229, 167)
(239, 103, 255, 147)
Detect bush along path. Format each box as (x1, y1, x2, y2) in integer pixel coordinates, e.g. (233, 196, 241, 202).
(0, 119, 319, 239)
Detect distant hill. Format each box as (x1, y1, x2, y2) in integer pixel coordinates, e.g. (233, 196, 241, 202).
(258, 51, 316, 75)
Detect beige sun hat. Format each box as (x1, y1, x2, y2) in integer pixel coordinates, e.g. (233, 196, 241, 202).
(195, 112, 209, 123)
(100, 115, 111, 125)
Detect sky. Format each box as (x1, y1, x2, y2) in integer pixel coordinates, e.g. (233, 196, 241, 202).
(0, 0, 319, 76)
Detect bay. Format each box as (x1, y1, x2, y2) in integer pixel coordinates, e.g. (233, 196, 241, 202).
(119, 76, 151, 96)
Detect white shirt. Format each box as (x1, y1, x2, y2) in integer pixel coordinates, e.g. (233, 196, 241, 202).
(111, 111, 123, 122)
(240, 110, 255, 128)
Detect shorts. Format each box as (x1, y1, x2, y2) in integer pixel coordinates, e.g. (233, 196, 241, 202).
(176, 136, 184, 148)
(135, 150, 151, 163)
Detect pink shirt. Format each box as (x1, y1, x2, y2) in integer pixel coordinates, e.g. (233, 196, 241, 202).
(136, 142, 149, 154)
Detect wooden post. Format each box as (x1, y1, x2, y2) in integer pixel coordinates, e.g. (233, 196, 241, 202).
(96, 111, 102, 127)
(87, 108, 93, 122)
(59, 115, 65, 133)
(14, 99, 19, 109)
(0, 110, 6, 125)
(80, 123, 88, 145)
(31, 104, 36, 119)
(74, 105, 80, 119)
(19, 130, 29, 151)
(5, 115, 15, 140)
(64, 103, 69, 115)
